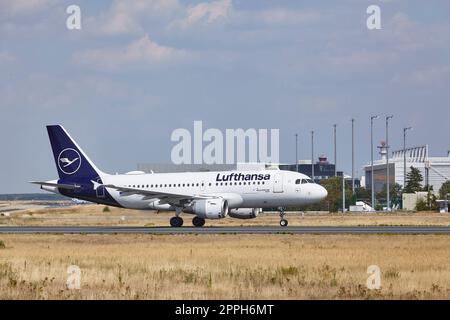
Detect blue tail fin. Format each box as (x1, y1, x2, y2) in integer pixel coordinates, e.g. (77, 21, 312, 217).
(47, 125, 105, 180)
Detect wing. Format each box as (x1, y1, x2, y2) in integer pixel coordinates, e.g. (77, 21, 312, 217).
(30, 181, 80, 190)
(103, 184, 212, 206)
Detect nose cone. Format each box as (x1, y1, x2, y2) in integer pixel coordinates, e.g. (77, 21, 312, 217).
(318, 185, 328, 200)
(311, 184, 327, 201)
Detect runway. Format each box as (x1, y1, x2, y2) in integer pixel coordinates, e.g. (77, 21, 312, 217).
(1, 226, 450, 234)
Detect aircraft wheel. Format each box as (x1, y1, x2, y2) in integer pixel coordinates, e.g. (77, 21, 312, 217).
(192, 216, 205, 227)
(170, 216, 183, 227)
(280, 219, 288, 227)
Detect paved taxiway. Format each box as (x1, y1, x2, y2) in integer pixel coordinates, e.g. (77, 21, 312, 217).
(1, 226, 450, 234)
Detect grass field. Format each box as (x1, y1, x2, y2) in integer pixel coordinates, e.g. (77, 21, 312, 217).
(1, 203, 450, 299)
(1, 234, 450, 299)
(1, 202, 450, 227)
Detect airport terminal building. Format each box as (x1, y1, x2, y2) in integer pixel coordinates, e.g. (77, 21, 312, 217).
(279, 155, 343, 181)
(364, 144, 450, 194)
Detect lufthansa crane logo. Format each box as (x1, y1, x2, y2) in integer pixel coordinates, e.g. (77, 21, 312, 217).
(58, 148, 81, 175)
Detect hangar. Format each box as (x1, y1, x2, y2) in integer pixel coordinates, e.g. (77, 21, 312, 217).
(364, 144, 450, 195)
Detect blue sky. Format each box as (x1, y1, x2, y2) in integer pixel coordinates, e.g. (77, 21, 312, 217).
(1, 0, 450, 193)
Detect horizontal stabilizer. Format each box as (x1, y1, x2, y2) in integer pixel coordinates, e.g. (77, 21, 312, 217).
(29, 181, 80, 190)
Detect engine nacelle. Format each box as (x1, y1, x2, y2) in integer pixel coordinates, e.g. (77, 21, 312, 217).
(183, 199, 228, 219)
(228, 208, 261, 219)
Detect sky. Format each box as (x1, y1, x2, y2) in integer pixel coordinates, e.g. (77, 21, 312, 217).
(1, 0, 450, 193)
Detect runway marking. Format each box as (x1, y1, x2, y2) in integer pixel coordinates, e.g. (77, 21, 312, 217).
(1, 226, 450, 234)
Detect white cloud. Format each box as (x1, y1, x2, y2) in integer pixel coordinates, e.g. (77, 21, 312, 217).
(390, 66, 450, 87)
(73, 35, 190, 70)
(0, 0, 56, 16)
(255, 8, 322, 26)
(322, 50, 399, 73)
(369, 13, 450, 52)
(170, 0, 232, 29)
(0, 51, 16, 64)
(86, 0, 182, 36)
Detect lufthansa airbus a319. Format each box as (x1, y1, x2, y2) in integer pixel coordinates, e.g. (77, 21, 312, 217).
(31, 125, 327, 227)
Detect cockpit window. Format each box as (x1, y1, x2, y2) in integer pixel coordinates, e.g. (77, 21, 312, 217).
(295, 179, 301, 184)
(300, 179, 314, 184)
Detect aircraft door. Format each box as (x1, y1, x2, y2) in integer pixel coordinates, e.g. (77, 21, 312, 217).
(273, 173, 284, 193)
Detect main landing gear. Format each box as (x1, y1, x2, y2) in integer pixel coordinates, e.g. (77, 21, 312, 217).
(170, 216, 183, 227)
(192, 216, 205, 227)
(170, 208, 183, 227)
(278, 207, 288, 227)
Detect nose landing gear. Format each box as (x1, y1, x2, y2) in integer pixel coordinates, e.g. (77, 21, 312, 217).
(278, 207, 288, 227)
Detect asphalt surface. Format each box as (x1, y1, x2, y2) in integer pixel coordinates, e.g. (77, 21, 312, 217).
(1, 226, 450, 234)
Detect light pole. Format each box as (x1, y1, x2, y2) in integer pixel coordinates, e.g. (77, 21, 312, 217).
(371, 115, 379, 211)
(351, 118, 355, 194)
(311, 130, 315, 181)
(403, 127, 412, 190)
(333, 124, 337, 177)
(342, 172, 346, 213)
(386, 115, 393, 211)
(295, 133, 298, 173)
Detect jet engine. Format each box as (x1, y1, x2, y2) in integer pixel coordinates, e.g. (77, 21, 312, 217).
(183, 199, 228, 219)
(228, 208, 261, 219)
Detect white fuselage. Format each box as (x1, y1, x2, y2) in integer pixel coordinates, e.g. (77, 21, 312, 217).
(99, 170, 327, 211)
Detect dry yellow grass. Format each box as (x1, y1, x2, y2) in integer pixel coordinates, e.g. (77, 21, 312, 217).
(1, 234, 450, 299)
(1, 203, 450, 227)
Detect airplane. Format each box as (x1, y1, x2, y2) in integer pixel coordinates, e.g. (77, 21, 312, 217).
(31, 125, 328, 227)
